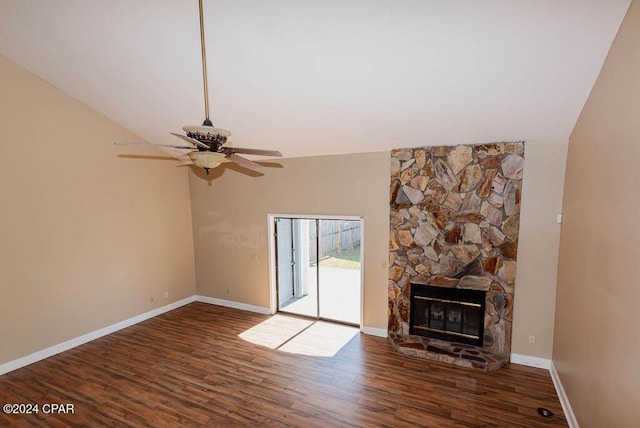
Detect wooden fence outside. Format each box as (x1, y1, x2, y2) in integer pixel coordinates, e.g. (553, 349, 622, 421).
(309, 220, 361, 259)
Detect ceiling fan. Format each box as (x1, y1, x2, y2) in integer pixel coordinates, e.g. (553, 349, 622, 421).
(115, 0, 282, 175)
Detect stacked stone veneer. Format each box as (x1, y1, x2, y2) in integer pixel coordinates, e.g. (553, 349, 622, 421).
(389, 142, 524, 360)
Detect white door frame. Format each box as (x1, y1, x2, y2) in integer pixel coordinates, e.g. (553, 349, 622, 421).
(267, 213, 365, 329)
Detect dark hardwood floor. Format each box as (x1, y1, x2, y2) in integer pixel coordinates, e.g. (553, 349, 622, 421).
(0, 302, 567, 427)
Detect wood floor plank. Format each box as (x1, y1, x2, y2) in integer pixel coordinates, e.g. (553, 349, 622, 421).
(0, 302, 568, 427)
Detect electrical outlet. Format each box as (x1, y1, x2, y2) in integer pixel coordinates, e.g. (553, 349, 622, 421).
(164, 292, 169, 299)
(528, 335, 536, 344)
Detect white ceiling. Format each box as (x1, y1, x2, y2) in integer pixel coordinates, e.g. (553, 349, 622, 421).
(0, 0, 631, 159)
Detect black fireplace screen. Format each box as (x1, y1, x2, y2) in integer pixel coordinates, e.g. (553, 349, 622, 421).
(410, 284, 486, 346)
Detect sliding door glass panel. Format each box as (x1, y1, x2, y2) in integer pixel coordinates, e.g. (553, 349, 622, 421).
(318, 219, 361, 325)
(276, 218, 294, 308)
(277, 218, 318, 318)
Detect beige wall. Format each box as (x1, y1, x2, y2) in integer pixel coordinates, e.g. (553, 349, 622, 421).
(512, 139, 568, 358)
(189, 143, 568, 351)
(554, 1, 640, 426)
(0, 56, 196, 365)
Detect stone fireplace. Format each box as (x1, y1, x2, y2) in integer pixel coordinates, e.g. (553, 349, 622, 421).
(388, 142, 524, 370)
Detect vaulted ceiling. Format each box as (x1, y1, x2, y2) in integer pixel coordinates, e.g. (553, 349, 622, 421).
(0, 0, 631, 159)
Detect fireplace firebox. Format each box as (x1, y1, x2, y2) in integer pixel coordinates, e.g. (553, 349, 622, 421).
(410, 284, 486, 347)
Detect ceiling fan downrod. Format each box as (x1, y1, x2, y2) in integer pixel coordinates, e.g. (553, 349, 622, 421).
(198, 0, 212, 127)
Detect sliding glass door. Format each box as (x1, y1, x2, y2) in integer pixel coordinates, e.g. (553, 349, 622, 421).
(275, 217, 361, 326)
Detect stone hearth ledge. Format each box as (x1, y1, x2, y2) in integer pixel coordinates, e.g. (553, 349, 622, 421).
(389, 334, 509, 371)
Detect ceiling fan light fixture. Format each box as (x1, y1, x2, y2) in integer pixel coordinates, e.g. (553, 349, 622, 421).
(188, 151, 226, 173)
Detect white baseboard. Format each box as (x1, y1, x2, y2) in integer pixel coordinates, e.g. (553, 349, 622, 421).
(550, 361, 579, 428)
(0, 296, 196, 376)
(510, 353, 551, 369)
(361, 326, 387, 337)
(195, 295, 271, 314)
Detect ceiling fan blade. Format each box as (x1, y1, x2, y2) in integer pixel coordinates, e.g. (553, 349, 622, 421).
(170, 132, 210, 150)
(226, 153, 265, 172)
(228, 147, 283, 157)
(115, 142, 195, 150)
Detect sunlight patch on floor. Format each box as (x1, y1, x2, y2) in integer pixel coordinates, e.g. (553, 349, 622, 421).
(237, 314, 313, 349)
(238, 315, 359, 357)
(278, 321, 359, 357)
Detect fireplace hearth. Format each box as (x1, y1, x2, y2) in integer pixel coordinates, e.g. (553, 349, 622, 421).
(410, 284, 485, 346)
